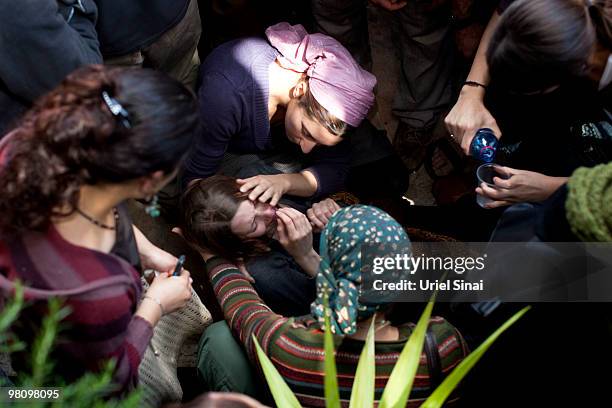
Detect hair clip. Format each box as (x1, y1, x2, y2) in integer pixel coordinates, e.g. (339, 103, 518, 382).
(102, 91, 132, 129)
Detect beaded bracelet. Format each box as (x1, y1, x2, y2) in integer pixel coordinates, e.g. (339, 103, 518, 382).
(143, 295, 165, 316)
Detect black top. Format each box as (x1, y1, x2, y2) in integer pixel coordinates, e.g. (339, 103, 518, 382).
(94, 0, 190, 56)
(111, 203, 142, 272)
(497, 0, 515, 13)
(0, 0, 101, 136)
(535, 185, 577, 242)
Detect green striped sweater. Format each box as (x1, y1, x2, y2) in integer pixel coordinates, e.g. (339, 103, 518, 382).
(207, 257, 468, 407)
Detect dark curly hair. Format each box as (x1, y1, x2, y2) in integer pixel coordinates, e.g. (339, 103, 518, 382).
(0, 65, 199, 233)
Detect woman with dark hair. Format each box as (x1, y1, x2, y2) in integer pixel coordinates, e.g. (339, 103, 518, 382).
(181, 22, 377, 207)
(179, 175, 341, 316)
(488, 0, 611, 96)
(0, 65, 199, 393)
(179, 176, 278, 264)
(193, 205, 468, 405)
(444, 0, 611, 209)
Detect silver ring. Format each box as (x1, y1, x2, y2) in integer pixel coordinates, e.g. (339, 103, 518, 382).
(450, 133, 455, 139)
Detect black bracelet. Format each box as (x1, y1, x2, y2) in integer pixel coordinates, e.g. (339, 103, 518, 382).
(463, 80, 487, 89)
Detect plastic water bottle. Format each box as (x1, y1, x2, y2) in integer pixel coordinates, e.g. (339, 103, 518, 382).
(470, 128, 498, 163)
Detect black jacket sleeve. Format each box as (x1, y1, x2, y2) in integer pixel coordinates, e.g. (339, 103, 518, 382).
(0, 0, 102, 102)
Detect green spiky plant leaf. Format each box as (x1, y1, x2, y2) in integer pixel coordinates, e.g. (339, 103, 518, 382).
(349, 317, 376, 408)
(323, 298, 340, 408)
(251, 294, 529, 408)
(252, 335, 302, 408)
(379, 297, 436, 408)
(420, 306, 531, 408)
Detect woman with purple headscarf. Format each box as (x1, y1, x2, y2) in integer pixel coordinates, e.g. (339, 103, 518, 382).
(182, 22, 377, 206)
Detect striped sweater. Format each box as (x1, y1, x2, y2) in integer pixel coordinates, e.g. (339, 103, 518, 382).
(0, 212, 152, 395)
(207, 257, 469, 407)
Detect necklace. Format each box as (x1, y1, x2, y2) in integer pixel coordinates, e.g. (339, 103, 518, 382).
(75, 207, 119, 230)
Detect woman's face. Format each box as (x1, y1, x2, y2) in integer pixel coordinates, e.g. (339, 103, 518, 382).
(284, 100, 343, 154)
(230, 199, 277, 238)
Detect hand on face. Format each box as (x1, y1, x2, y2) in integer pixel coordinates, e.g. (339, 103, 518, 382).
(237, 174, 289, 206)
(307, 198, 341, 232)
(275, 207, 314, 260)
(475, 166, 565, 208)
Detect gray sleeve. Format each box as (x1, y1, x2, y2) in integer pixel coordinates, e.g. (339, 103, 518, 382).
(0, 0, 102, 102)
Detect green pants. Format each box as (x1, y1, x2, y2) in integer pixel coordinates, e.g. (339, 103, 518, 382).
(197, 321, 260, 398)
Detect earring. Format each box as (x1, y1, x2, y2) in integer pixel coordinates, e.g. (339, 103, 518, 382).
(145, 194, 161, 218)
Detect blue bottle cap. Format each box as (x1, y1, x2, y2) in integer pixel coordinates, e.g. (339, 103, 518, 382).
(470, 128, 498, 163)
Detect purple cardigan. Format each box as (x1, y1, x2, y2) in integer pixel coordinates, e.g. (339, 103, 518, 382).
(182, 37, 350, 197)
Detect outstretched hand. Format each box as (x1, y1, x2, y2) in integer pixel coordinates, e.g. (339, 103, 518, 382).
(171, 227, 215, 261)
(476, 167, 568, 208)
(172, 227, 254, 282)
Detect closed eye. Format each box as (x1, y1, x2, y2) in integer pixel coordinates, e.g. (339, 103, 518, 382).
(301, 124, 316, 142)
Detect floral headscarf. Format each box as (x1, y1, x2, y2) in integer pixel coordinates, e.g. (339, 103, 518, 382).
(265, 22, 377, 127)
(311, 205, 412, 336)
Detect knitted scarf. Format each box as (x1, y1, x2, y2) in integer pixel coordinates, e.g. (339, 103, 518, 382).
(565, 162, 612, 242)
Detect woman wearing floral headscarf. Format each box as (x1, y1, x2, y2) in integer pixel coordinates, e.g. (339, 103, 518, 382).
(182, 22, 377, 206)
(195, 205, 468, 405)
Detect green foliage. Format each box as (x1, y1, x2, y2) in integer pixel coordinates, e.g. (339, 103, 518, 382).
(27, 298, 71, 387)
(379, 299, 435, 408)
(254, 301, 529, 408)
(420, 306, 531, 408)
(0, 282, 26, 355)
(349, 318, 375, 408)
(0, 283, 141, 408)
(252, 335, 301, 408)
(323, 300, 340, 408)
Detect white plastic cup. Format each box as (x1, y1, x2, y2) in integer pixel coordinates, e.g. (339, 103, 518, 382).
(476, 163, 510, 208)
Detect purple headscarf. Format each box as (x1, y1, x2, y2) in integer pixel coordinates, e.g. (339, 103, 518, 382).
(265, 22, 377, 128)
